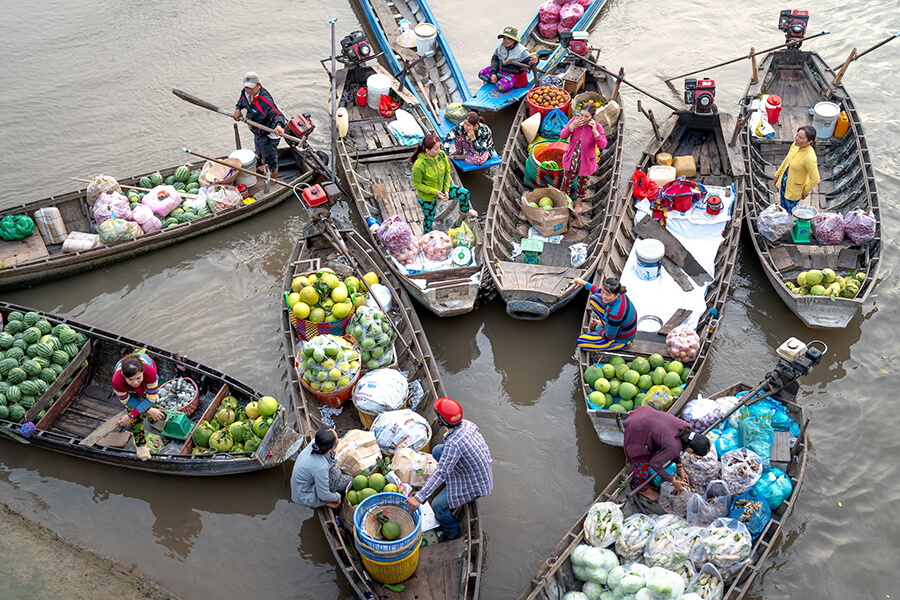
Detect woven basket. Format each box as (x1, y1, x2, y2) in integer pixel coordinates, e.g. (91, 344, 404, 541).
(203, 158, 242, 185)
(285, 291, 355, 341)
(524, 141, 569, 189)
(158, 377, 199, 417)
(354, 492, 422, 554)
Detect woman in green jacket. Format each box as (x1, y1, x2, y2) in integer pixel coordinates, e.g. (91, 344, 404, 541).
(410, 134, 477, 233)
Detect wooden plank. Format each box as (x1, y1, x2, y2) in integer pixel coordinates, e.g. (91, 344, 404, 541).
(25, 340, 92, 422)
(658, 309, 692, 335)
(634, 215, 713, 285)
(769, 246, 796, 272)
(838, 248, 859, 271)
(0, 234, 50, 267)
(78, 410, 128, 447)
(785, 245, 807, 269)
(662, 257, 695, 292)
(97, 431, 131, 448)
(35, 366, 88, 431)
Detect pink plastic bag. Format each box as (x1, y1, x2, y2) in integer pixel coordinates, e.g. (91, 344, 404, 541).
(552, 0, 568, 5)
(842, 209, 876, 244)
(131, 204, 162, 234)
(86, 175, 121, 207)
(92, 191, 132, 223)
(574, 0, 592, 7)
(559, 2, 584, 28)
(539, 0, 561, 23)
(811, 211, 844, 244)
(377, 216, 414, 253)
(419, 231, 452, 261)
(391, 238, 421, 265)
(538, 21, 560, 40)
(142, 186, 182, 217)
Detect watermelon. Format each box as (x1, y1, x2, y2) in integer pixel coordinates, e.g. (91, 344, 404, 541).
(19, 380, 39, 397)
(7, 386, 21, 403)
(0, 405, 8, 420)
(173, 182, 186, 192)
(177, 212, 193, 224)
(170, 207, 184, 218)
(130, 202, 139, 210)
(40, 369, 56, 383)
(128, 188, 141, 200)
(26, 345, 41, 358)
(21, 360, 41, 377)
(7, 311, 24, 322)
(139, 176, 153, 189)
(8, 368, 27, 384)
(0, 333, 13, 349)
(5, 320, 25, 335)
(165, 175, 176, 186)
(7, 404, 24, 422)
(174, 165, 191, 182)
(12, 339, 27, 351)
(33, 356, 50, 369)
(148, 171, 163, 186)
(5, 348, 24, 362)
(57, 328, 77, 345)
(162, 217, 179, 228)
(34, 379, 49, 394)
(0, 382, 9, 394)
(64, 343, 79, 358)
(48, 364, 64, 377)
(0, 394, 6, 407)
(34, 341, 54, 359)
(22, 327, 41, 344)
(198, 206, 212, 218)
(51, 351, 70, 366)
(75, 332, 88, 347)
(40, 335, 60, 351)
(35, 320, 52, 335)
(188, 170, 200, 182)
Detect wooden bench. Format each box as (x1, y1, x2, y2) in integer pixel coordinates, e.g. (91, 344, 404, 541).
(0, 234, 49, 267)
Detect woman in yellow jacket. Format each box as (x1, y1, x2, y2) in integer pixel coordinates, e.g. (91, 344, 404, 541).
(411, 134, 477, 233)
(773, 126, 821, 214)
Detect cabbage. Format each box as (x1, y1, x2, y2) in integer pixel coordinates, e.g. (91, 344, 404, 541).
(607, 566, 627, 589)
(585, 566, 609, 585)
(646, 568, 686, 600)
(628, 563, 650, 579)
(571, 544, 591, 566)
(619, 574, 647, 594)
(583, 547, 619, 572)
(635, 590, 653, 600)
(583, 581, 604, 600)
(573, 564, 590, 581)
(600, 592, 616, 600)
(563, 593, 590, 600)
(681, 595, 703, 600)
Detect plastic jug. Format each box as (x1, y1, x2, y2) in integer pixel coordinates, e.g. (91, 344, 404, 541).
(765, 95, 783, 124)
(336, 107, 349, 138)
(833, 111, 850, 138)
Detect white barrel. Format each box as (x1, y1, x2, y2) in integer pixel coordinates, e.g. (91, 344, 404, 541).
(367, 74, 391, 110)
(647, 165, 676, 189)
(414, 23, 437, 57)
(812, 102, 841, 139)
(634, 238, 665, 281)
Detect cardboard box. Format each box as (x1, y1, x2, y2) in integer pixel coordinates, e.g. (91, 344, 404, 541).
(335, 429, 382, 476)
(391, 447, 438, 489)
(521, 187, 571, 238)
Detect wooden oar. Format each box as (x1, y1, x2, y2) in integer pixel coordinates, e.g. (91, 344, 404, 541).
(830, 31, 900, 88)
(70, 178, 200, 199)
(576, 55, 681, 112)
(181, 149, 302, 193)
(0, 425, 31, 445)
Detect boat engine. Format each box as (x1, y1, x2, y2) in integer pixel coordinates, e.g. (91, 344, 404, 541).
(684, 78, 716, 113)
(766, 338, 826, 393)
(340, 30, 373, 64)
(560, 31, 590, 56)
(778, 9, 809, 43)
(287, 113, 315, 141)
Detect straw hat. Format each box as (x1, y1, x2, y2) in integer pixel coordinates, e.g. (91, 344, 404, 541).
(396, 29, 418, 49)
(521, 112, 541, 143)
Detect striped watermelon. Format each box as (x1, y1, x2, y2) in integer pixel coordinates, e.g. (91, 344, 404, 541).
(0, 333, 13, 349)
(7, 311, 24, 322)
(174, 165, 191, 182)
(19, 380, 39, 396)
(7, 403, 25, 422)
(35, 320, 52, 335)
(6, 386, 21, 403)
(58, 328, 78, 345)
(0, 394, 6, 406)
(20, 395, 36, 409)
(23, 312, 40, 326)
(5, 348, 24, 362)
(22, 327, 41, 344)
(51, 351, 70, 366)
(8, 368, 27, 384)
(75, 332, 89, 347)
(12, 339, 27, 351)
(5, 321, 25, 335)
(34, 342, 54, 359)
(0, 360, 14, 376)
(64, 344, 79, 359)
(26, 345, 41, 358)
(48, 364, 64, 377)
(33, 356, 50, 369)
(39, 369, 57, 383)
(0, 405, 8, 420)
(21, 360, 41, 377)
(34, 379, 49, 394)
(139, 176, 152, 189)
(0, 382, 9, 394)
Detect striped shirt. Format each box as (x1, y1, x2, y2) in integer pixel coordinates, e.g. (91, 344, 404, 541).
(112, 353, 159, 414)
(415, 420, 493, 509)
(585, 283, 638, 341)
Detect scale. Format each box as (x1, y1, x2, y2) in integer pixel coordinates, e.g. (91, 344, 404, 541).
(520, 238, 545, 265)
(791, 205, 818, 243)
(161, 411, 194, 440)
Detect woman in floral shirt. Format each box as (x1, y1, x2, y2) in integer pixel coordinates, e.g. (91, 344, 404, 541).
(444, 112, 495, 166)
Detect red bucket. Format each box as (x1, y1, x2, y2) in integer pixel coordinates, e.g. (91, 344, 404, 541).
(526, 86, 571, 118)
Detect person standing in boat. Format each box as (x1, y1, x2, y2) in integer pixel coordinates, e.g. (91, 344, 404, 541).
(560, 103, 607, 216)
(444, 112, 495, 166)
(773, 125, 820, 214)
(291, 428, 353, 509)
(406, 398, 493, 540)
(411, 134, 478, 234)
(233, 71, 286, 179)
(478, 26, 538, 92)
(112, 352, 162, 462)
(573, 276, 637, 352)
(622, 406, 711, 501)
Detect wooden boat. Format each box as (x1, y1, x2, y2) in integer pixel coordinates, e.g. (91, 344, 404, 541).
(516, 377, 810, 600)
(581, 108, 745, 445)
(0, 146, 317, 292)
(281, 220, 483, 599)
(739, 48, 881, 328)
(0, 301, 298, 476)
(484, 52, 625, 320)
(351, 0, 501, 171)
(335, 63, 487, 317)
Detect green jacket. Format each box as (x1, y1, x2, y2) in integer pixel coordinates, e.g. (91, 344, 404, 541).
(412, 152, 451, 202)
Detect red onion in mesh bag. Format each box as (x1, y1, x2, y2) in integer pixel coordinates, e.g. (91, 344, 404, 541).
(377, 215, 413, 253)
(574, 0, 593, 8)
(538, 21, 560, 39)
(539, 0, 561, 23)
(811, 212, 844, 244)
(666, 324, 701, 362)
(559, 2, 584, 28)
(557, 23, 573, 35)
(842, 209, 876, 244)
(552, 0, 568, 6)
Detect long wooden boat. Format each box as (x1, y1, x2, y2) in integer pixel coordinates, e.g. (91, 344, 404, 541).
(0, 146, 317, 292)
(0, 301, 298, 476)
(282, 221, 483, 599)
(516, 377, 810, 600)
(739, 48, 881, 328)
(484, 52, 624, 320)
(581, 108, 745, 445)
(336, 63, 487, 317)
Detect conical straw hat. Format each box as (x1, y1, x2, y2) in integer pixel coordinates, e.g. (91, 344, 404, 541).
(521, 112, 541, 143)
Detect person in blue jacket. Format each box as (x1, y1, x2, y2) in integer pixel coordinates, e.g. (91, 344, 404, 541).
(233, 71, 286, 178)
(291, 428, 352, 509)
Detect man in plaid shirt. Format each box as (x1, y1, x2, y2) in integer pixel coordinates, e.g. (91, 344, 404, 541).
(407, 398, 493, 539)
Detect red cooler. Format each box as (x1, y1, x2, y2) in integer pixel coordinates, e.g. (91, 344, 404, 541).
(765, 95, 782, 124)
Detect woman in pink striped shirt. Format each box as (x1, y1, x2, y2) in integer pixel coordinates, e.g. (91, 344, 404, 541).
(112, 352, 162, 461)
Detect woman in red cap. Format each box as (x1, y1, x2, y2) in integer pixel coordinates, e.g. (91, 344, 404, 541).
(406, 398, 493, 539)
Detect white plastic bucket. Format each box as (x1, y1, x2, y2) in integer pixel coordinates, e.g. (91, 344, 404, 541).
(229, 149, 257, 187)
(634, 238, 665, 281)
(812, 102, 841, 138)
(367, 74, 391, 110)
(414, 23, 437, 57)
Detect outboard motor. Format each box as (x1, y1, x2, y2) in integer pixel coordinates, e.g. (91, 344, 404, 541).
(778, 9, 809, 44)
(684, 78, 716, 114)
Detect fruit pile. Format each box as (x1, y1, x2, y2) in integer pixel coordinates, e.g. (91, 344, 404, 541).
(528, 195, 558, 211)
(583, 354, 691, 412)
(0, 311, 88, 424)
(347, 471, 401, 507)
(348, 306, 397, 370)
(288, 268, 378, 325)
(574, 98, 604, 112)
(132, 168, 213, 228)
(528, 86, 570, 110)
(784, 268, 865, 299)
(297, 335, 360, 394)
(190, 395, 279, 455)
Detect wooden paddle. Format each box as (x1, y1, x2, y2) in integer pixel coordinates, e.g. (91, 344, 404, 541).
(181, 149, 304, 195)
(70, 178, 200, 199)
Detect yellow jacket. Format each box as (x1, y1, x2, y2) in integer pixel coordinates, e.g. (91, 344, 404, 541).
(774, 144, 820, 201)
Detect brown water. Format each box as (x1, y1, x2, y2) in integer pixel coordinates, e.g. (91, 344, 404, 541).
(1, 0, 898, 598)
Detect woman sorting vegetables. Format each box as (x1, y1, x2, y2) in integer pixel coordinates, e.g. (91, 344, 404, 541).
(444, 112, 495, 166)
(290, 428, 352, 509)
(410, 134, 477, 234)
(560, 103, 607, 215)
(112, 352, 162, 461)
(623, 406, 711, 501)
(773, 125, 820, 214)
(574, 277, 637, 352)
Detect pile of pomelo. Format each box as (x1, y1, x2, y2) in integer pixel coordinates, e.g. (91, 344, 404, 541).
(347, 472, 400, 506)
(784, 268, 865, 299)
(583, 354, 691, 412)
(527, 196, 557, 211)
(287, 268, 380, 324)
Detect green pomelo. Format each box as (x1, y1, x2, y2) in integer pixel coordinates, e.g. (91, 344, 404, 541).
(809, 285, 826, 296)
(584, 365, 603, 388)
(588, 391, 605, 408)
(608, 379, 621, 397)
(618, 399, 634, 411)
(634, 357, 651, 375)
(623, 370, 640, 385)
(608, 404, 627, 413)
(593, 378, 610, 394)
(667, 361, 684, 375)
(614, 364, 629, 381)
(352, 475, 368, 491)
(359, 488, 377, 501)
(648, 353, 665, 369)
(601, 364, 616, 379)
(634, 393, 646, 407)
(368, 473, 386, 492)
(619, 382, 637, 401)
(652, 366, 667, 386)
(609, 356, 626, 367)
(805, 270, 824, 286)
(604, 393, 614, 407)
(663, 372, 683, 389)
(671, 386, 683, 398)
(681, 368, 693, 384)
(638, 374, 653, 391)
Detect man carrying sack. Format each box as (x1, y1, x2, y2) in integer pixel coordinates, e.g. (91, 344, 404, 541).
(233, 71, 286, 178)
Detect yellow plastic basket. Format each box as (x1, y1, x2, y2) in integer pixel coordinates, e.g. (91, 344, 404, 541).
(359, 539, 422, 584)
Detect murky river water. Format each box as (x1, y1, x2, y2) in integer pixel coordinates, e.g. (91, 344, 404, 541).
(1, 0, 898, 598)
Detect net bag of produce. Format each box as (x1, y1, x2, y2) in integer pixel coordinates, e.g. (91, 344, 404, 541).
(202, 184, 241, 213)
(574, 0, 592, 8)
(687, 563, 725, 600)
(559, 2, 584, 28)
(681, 395, 723, 433)
(615, 513, 656, 563)
(142, 185, 182, 217)
(390, 238, 420, 265)
(131, 204, 162, 234)
(571, 543, 619, 587)
(98, 218, 134, 244)
(645, 385, 674, 411)
(539, 0, 561, 23)
(0, 214, 35, 241)
(371, 409, 431, 455)
(686, 479, 731, 526)
(682, 443, 719, 493)
(86, 175, 122, 207)
(842, 208, 876, 244)
(666, 325, 700, 362)
(448, 221, 475, 248)
(349, 306, 397, 369)
(690, 518, 752, 583)
(420, 231, 452, 261)
(444, 102, 468, 125)
(92, 191, 132, 223)
(295, 334, 361, 395)
(353, 369, 407, 414)
(582, 502, 624, 548)
(605, 564, 650, 598)
(537, 21, 561, 41)
(644, 566, 688, 600)
(377, 215, 413, 253)
(757, 204, 794, 242)
(728, 488, 771, 539)
(719, 448, 764, 495)
(753, 467, 793, 509)
(811, 211, 844, 244)
(643, 527, 691, 572)
(659, 480, 695, 517)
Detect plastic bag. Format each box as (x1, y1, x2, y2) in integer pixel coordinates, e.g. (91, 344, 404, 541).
(811, 211, 844, 244)
(62, 231, 100, 253)
(348, 306, 398, 369)
(128, 221, 144, 238)
(353, 369, 408, 414)
(182, 191, 208, 212)
(645, 385, 674, 412)
(707, 426, 739, 456)
(539, 75, 564, 88)
(571, 544, 619, 585)
(719, 448, 764, 495)
(632, 169, 660, 201)
(448, 221, 475, 248)
(729, 488, 771, 539)
(650, 463, 677, 488)
(203, 184, 241, 213)
(757, 204, 794, 242)
(691, 518, 752, 583)
(659, 480, 695, 517)
(444, 102, 468, 125)
(753, 468, 793, 510)
(390, 238, 420, 265)
(559, 2, 585, 28)
(0, 214, 35, 241)
(738, 410, 774, 459)
(682, 396, 723, 432)
(666, 325, 700, 362)
(583, 502, 624, 548)
(682, 444, 719, 493)
(388, 109, 425, 146)
(420, 231, 452, 261)
(842, 209, 876, 244)
(86, 175, 121, 207)
(92, 191, 132, 223)
(539, 108, 570, 140)
(539, 0, 561, 23)
(390, 447, 437, 488)
(379, 92, 401, 119)
(643, 528, 690, 571)
(377, 215, 414, 253)
(142, 185, 182, 217)
(538, 21, 560, 40)
(645, 566, 687, 600)
(615, 514, 657, 563)
(371, 409, 430, 454)
(686, 479, 731, 526)
(98, 218, 134, 245)
(687, 563, 725, 600)
(295, 334, 360, 394)
(33, 207, 68, 244)
(365, 283, 393, 312)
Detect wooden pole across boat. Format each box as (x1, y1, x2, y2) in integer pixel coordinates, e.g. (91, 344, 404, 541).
(831, 32, 900, 87)
(577, 55, 681, 112)
(181, 149, 302, 192)
(70, 177, 201, 199)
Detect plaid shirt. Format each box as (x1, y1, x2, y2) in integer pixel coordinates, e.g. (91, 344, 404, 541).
(415, 420, 493, 509)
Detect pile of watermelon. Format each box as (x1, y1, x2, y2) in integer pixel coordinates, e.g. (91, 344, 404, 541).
(0, 311, 89, 424)
(129, 166, 213, 228)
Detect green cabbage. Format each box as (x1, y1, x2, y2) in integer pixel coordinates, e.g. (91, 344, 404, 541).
(619, 574, 647, 594)
(606, 566, 627, 589)
(585, 566, 609, 585)
(582, 581, 604, 600)
(583, 547, 618, 572)
(573, 565, 590, 582)
(571, 544, 591, 567)
(562, 592, 589, 600)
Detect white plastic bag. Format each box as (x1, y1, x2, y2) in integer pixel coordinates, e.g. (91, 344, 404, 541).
(691, 518, 752, 583)
(202, 184, 241, 213)
(86, 175, 121, 207)
(371, 409, 430, 454)
(352, 369, 408, 414)
(388, 109, 425, 146)
(687, 563, 725, 600)
(615, 513, 656, 563)
(719, 449, 764, 495)
(682, 444, 719, 493)
(686, 479, 731, 527)
(659, 480, 695, 517)
(366, 283, 393, 311)
(643, 528, 690, 571)
(182, 190, 208, 212)
(757, 204, 794, 242)
(582, 502, 624, 548)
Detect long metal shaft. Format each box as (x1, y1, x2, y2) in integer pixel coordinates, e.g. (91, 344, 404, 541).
(329, 18, 338, 185)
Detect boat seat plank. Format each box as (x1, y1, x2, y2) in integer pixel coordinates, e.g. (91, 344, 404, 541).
(516, 240, 575, 268)
(634, 215, 712, 285)
(838, 248, 859, 271)
(97, 432, 132, 448)
(770, 431, 792, 470)
(658, 308, 692, 335)
(769, 246, 796, 272)
(662, 257, 696, 292)
(0, 234, 50, 268)
(396, 539, 464, 600)
(54, 411, 108, 438)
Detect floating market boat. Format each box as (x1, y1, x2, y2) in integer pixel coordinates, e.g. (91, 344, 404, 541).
(0, 301, 298, 476)
(0, 147, 317, 292)
(484, 52, 624, 320)
(581, 107, 746, 445)
(335, 63, 486, 317)
(739, 48, 881, 328)
(282, 220, 483, 599)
